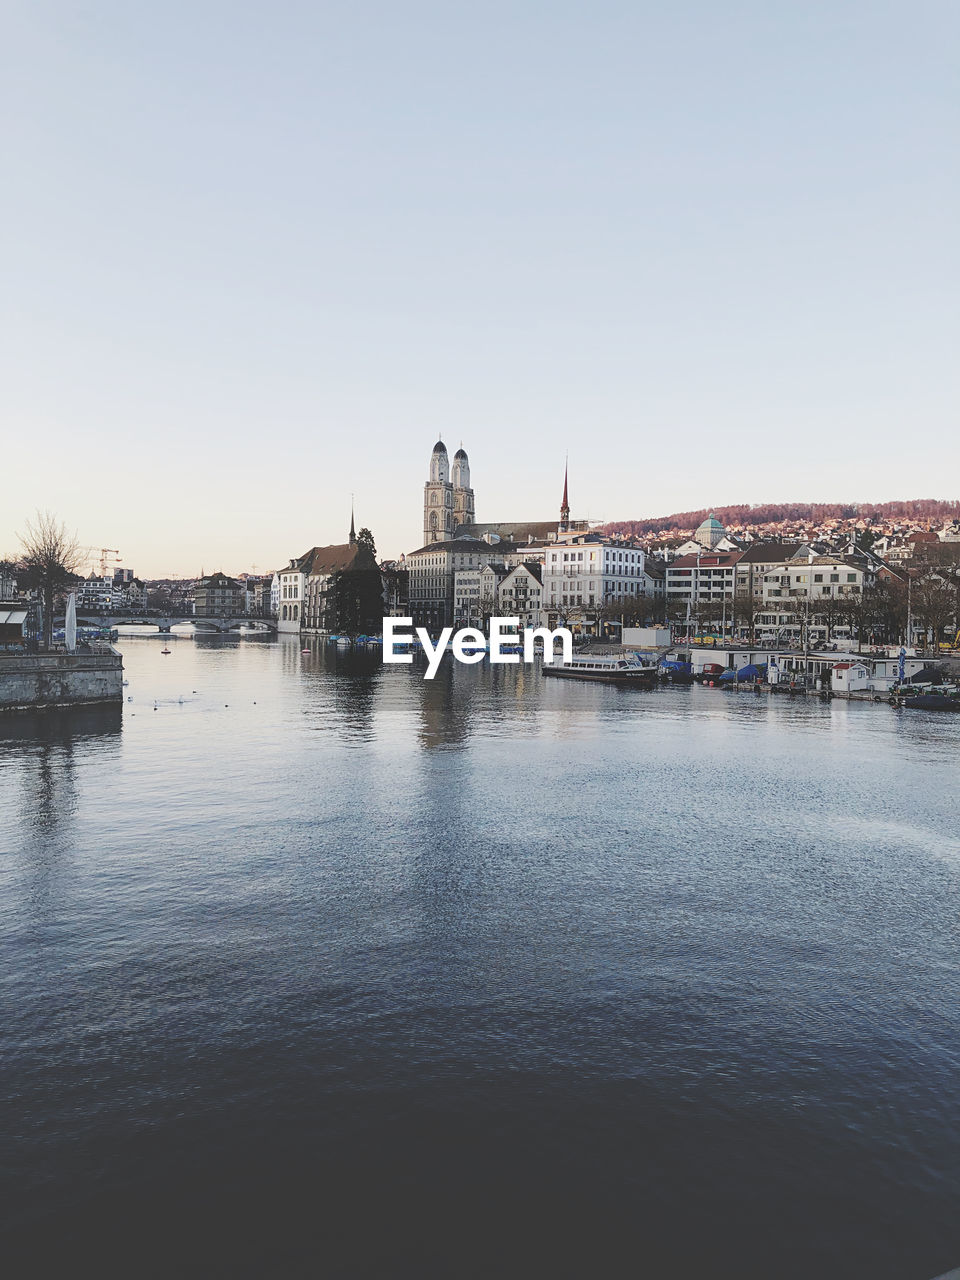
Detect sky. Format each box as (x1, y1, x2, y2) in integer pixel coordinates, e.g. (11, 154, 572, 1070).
(3, 1, 958, 577)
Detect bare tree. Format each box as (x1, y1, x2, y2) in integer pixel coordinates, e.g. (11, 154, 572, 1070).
(600, 593, 650, 628)
(912, 571, 957, 651)
(18, 512, 83, 650)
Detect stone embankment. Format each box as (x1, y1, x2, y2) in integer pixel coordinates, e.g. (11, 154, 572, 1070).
(0, 648, 123, 712)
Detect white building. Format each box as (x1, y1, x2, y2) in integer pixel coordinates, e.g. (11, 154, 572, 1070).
(278, 560, 305, 632)
(497, 562, 543, 628)
(541, 534, 647, 627)
(758, 556, 876, 630)
(831, 661, 871, 694)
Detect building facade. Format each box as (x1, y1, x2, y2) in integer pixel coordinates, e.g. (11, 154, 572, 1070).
(194, 572, 244, 618)
(665, 551, 743, 609)
(406, 536, 505, 630)
(277, 563, 305, 631)
(300, 539, 382, 634)
(541, 535, 648, 625)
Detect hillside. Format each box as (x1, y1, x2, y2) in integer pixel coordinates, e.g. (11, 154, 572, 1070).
(604, 498, 960, 540)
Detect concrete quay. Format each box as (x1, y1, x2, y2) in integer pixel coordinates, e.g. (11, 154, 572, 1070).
(0, 648, 123, 713)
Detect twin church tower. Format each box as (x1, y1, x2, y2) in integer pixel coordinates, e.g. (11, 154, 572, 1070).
(423, 439, 475, 544)
(422, 437, 573, 546)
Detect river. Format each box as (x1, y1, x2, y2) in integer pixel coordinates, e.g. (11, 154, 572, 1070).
(2, 633, 959, 1277)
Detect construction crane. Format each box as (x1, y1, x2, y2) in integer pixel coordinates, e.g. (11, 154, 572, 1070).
(76, 547, 121, 578)
(99, 548, 120, 577)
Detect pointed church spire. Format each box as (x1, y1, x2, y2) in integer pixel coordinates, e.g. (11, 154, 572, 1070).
(559, 457, 570, 532)
(349, 496, 356, 544)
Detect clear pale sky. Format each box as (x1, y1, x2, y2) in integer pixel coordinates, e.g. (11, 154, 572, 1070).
(3, 1, 957, 577)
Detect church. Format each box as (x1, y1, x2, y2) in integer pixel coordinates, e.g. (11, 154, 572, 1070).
(423, 439, 475, 544)
(422, 438, 583, 547)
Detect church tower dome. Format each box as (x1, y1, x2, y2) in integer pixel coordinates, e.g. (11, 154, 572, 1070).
(430, 439, 449, 485)
(424, 438, 454, 543)
(451, 444, 474, 531)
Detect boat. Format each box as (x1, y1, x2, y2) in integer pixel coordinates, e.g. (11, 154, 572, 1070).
(542, 650, 658, 686)
(900, 687, 960, 711)
(659, 660, 694, 685)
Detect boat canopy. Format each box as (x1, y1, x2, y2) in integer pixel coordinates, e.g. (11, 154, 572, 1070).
(905, 666, 940, 684)
(737, 663, 766, 679)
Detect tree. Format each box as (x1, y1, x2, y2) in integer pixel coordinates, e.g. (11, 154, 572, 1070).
(356, 527, 377, 560)
(732, 590, 760, 644)
(0, 557, 19, 598)
(912, 571, 957, 651)
(18, 512, 83, 650)
(601, 593, 653, 628)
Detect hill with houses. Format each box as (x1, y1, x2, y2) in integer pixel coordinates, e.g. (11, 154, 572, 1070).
(604, 499, 960, 545)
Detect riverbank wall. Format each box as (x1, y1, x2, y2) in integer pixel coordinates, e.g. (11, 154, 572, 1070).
(0, 649, 123, 713)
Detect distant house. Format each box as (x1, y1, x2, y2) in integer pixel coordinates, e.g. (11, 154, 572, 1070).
(734, 543, 813, 604)
(194, 572, 243, 618)
(498, 561, 543, 628)
(665, 551, 743, 607)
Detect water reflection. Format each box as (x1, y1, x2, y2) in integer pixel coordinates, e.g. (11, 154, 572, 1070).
(0, 704, 122, 746)
(4, 709, 119, 923)
(416, 658, 474, 749)
(294, 639, 384, 743)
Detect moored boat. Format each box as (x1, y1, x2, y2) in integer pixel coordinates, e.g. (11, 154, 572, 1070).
(900, 688, 960, 711)
(542, 650, 658, 686)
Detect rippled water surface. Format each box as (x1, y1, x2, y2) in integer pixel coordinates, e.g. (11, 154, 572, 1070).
(2, 635, 959, 1277)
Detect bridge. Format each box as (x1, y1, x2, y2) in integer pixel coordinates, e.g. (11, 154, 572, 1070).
(61, 614, 278, 634)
